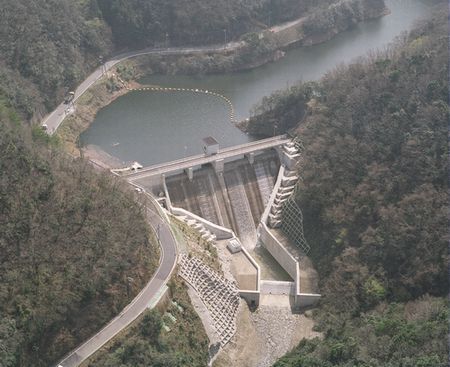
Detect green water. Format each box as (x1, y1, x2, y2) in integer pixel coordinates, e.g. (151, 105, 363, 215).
(81, 0, 433, 166)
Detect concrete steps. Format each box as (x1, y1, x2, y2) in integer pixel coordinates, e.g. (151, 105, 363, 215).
(177, 216, 217, 244)
(268, 142, 301, 229)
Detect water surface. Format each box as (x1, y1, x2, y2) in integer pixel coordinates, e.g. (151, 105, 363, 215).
(81, 0, 433, 166)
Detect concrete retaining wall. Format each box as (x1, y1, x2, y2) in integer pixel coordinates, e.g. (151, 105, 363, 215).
(258, 164, 321, 310)
(260, 165, 285, 224)
(239, 290, 260, 306)
(162, 175, 173, 209)
(170, 206, 234, 240)
(261, 280, 295, 295)
(260, 222, 320, 309)
(259, 222, 297, 280)
(241, 247, 261, 306)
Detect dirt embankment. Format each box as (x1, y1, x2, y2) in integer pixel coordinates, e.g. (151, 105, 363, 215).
(56, 77, 133, 158)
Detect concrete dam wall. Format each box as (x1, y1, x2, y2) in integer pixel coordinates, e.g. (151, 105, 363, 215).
(137, 139, 320, 309)
(166, 151, 279, 248)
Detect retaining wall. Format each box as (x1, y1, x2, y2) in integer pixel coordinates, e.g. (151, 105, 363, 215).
(261, 280, 295, 295)
(259, 222, 297, 280)
(238, 290, 260, 306)
(260, 165, 285, 224)
(240, 247, 261, 306)
(258, 164, 321, 309)
(170, 206, 234, 240)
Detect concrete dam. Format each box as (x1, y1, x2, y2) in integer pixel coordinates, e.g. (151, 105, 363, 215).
(166, 151, 279, 249)
(125, 135, 320, 320)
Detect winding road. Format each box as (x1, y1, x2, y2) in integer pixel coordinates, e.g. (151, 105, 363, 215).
(41, 12, 310, 134)
(48, 43, 244, 367)
(57, 205, 177, 367)
(42, 42, 241, 135)
(49, 40, 246, 367)
(47, 15, 300, 367)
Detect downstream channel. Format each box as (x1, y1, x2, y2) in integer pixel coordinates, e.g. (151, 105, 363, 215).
(81, 0, 433, 166)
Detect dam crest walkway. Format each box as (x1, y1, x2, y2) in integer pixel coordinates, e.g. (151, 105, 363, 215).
(124, 135, 291, 181)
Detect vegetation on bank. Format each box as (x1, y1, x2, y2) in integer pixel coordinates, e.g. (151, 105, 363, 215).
(301, 0, 387, 45)
(96, 0, 345, 48)
(0, 100, 159, 367)
(128, 0, 386, 76)
(1, 0, 386, 122)
(247, 10, 449, 367)
(56, 75, 130, 156)
(85, 277, 210, 367)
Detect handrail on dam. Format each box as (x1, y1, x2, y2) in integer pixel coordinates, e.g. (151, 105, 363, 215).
(124, 134, 290, 180)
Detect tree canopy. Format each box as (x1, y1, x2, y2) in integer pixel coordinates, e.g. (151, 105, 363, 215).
(248, 10, 448, 367)
(0, 101, 159, 366)
(0, 0, 357, 121)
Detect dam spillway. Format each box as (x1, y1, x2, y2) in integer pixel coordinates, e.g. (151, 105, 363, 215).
(166, 151, 280, 248)
(127, 137, 321, 310)
(166, 166, 231, 228)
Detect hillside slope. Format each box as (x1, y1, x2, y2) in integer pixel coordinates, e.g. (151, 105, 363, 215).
(0, 105, 159, 367)
(0, 0, 384, 122)
(248, 10, 448, 367)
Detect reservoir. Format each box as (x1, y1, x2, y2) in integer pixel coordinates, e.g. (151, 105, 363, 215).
(81, 0, 433, 166)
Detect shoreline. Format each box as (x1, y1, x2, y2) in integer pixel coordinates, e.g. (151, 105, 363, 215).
(56, 3, 388, 169)
(83, 144, 125, 170)
(56, 77, 143, 165)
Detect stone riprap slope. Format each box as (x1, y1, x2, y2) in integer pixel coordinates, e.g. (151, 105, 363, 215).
(178, 255, 239, 346)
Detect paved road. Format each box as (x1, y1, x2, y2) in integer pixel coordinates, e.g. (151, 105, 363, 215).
(40, 11, 315, 135)
(45, 17, 299, 366)
(126, 135, 290, 181)
(45, 38, 254, 367)
(41, 42, 242, 135)
(57, 206, 177, 367)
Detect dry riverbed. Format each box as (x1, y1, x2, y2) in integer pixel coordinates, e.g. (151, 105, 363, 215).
(214, 295, 321, 367)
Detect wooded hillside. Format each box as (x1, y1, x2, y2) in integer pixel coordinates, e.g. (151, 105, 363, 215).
(96, 0, 340, 48)
(0, 104, 159, 366)
(0, 0, 111, 118)
(0, 0, 384, 122)
(248, 10, 448, 367)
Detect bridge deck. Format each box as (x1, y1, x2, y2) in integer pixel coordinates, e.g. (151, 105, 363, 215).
(126, 135, 290, 181)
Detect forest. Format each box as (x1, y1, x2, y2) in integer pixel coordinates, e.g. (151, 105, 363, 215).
(85, 278, 210, 367)
(0, 0, 446, 366)
(0, 102, 159, 366)
(248, 10, 448, 367)
(95, 0, 352, 48)
(0, 0, 383, 123)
